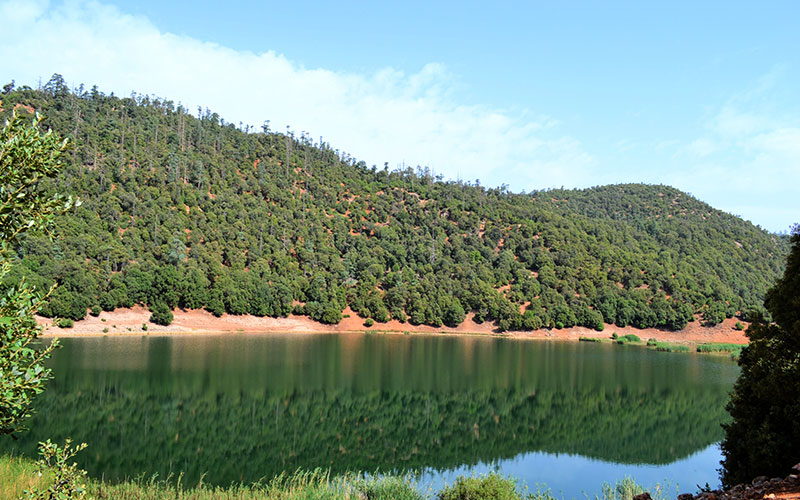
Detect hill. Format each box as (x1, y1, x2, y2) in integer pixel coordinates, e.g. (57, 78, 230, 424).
(0, 75, 791, 332)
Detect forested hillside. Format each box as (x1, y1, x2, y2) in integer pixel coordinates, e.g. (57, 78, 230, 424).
(0, 75, 790, 332)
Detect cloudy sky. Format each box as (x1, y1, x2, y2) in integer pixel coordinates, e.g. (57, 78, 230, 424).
(1, 0, 798, 232)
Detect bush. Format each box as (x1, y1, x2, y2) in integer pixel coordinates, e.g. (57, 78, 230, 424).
(438, 473, 525, 500)
(647, 338, 658, 346)
(149, 302, 173, 326)
(363, 318, 375, 327)
(615, 334, 641, 344)
(579, 336, 602, 342)
(22, 439, 88, 500)
(734, 321, 745, 330)
(57, 318, 73, 329)
(141, 323, 148, 331)
(611, 332, 618, 339)
(89, 305, 101, 317)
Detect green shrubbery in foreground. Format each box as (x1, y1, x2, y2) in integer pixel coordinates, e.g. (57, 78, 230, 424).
(0, 456, 672, 500)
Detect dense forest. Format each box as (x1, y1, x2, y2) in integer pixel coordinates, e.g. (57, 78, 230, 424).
(0, 75, 791, 331)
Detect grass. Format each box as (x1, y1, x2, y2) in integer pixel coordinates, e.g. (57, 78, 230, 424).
(697, 342, 744, 360)
(579, 336, 603, 342)
(0, 454, 49, 500)
(647, 341, 690, 352)
(0, 457, 674, 500)
(0, 465, 423, 500)
(614, 334, 641, 344)
(696, 343, 744, 354)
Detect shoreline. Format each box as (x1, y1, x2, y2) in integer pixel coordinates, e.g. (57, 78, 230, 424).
(37, 305, 749, 345)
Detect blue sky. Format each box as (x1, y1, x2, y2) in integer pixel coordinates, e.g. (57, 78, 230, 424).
(1, 0, 798, 232)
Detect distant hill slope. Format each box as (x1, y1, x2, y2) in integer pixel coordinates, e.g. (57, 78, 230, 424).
(0, 76, 791, 332)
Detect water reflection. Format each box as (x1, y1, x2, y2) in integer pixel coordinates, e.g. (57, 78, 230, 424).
(0, 334, 737, 491)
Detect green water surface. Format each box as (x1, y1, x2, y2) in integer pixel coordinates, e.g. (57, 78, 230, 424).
(1, 334, 738, 495)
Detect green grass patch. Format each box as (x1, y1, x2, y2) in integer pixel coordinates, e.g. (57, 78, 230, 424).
(649, 341, 690, 352)
(2, 455, 674, 500)
(579, 336, 602, 342)
(615, 334, 642, 344)
(696, 343, 744, 354)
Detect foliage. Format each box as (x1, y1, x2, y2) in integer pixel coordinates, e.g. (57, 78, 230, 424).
(56, 318, 73, 329)
(594, 477, 645, 500)
(148, 302, 173, 326)
(721, 226, 800, 487)
(2, 463, 422, 500)
(0, 110, 75, 437)
(22, 439, 88, 500)
(0, 78, 790, 331)
(438, 473, 535, 500)
(615, 334, 641, 344)
(579, 336, 602, 342)
(695, 343, 743, 354)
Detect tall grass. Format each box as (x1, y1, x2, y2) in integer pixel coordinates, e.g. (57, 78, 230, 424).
(696, 343, 744, 354)
(0, 456, 675, 500)
(0, 454, 49, 500)
(0, 464, 423, 500)
(615, 334, 642, 345)
(646, 341, 690, 352)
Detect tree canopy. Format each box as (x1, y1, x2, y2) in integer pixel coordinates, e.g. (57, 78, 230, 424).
(0, 110, 75, 436)
(720, 225, 800, 487)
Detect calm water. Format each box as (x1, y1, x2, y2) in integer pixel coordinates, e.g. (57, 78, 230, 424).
(1, 334, 739, 498)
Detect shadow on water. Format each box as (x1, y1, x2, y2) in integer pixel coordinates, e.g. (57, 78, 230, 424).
(0, 334, 738, 488)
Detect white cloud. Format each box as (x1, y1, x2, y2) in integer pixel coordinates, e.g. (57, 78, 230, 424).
(669, 69, 800, 232)
(0, 0, 592, 191)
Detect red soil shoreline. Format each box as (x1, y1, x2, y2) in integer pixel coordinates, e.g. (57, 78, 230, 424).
(37, 306, 749, 345)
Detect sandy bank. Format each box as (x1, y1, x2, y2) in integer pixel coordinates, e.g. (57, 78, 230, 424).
(37, 306, 749, 345)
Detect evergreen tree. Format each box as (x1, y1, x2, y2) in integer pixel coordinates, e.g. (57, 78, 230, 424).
(720, 225, 800, 487)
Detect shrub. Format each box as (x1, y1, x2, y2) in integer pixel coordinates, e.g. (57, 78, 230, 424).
(22, 439, 88, 500)
(102, 327, 109, 333)
(57, 318, 73, 328)
(89, 305, 101, 317)
(734, 321, 745, 330)
(363, 318, 375, 327)
(647, 338, 658, 346)
(149, 302, 173, 326)
(611, 332, 618, 339)
(438, 473, 524, 500)
(141, 323, 148, 331)
(579, 336, 602, 342)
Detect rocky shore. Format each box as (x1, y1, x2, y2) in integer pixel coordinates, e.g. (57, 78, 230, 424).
(636, 464, 800, 500)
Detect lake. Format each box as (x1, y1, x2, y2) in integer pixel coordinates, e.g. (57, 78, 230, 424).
(0, 334, 739, 498)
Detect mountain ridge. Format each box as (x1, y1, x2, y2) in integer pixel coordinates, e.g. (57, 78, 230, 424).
(0, 76, 791, 332)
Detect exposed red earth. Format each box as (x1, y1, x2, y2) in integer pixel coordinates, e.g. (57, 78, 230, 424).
(38, 306, 749, 344)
